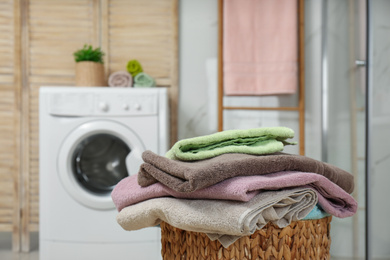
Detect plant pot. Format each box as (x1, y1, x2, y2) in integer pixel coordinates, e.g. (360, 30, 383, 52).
(75, 61, 106, 86)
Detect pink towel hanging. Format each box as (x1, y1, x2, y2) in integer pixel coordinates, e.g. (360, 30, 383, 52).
(223, 0, 298, 96)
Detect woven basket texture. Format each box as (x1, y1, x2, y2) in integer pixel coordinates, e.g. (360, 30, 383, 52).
(161, 216, 332, 260)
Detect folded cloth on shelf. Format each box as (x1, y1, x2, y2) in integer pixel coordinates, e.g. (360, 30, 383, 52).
(126, 59, 143, 77)
(165, 127, 296, 161)
(116, 187, 317, 248)
(138, 151, 355, 193)
(303, 204, 331, 220)
(113, 171, 356, 218)
(133, 72, 156, 88)
(108, 71, 133, 87)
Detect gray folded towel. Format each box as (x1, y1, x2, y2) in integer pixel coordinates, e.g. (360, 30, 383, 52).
(116, 187, 317, 248)
(138, 151, 354, 193)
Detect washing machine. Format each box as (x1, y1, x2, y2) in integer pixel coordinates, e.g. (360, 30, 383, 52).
(39, 87, 169, 260)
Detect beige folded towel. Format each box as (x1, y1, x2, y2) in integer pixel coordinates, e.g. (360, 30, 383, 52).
(116, 187, 317, 248)
(108, 71, 133, 87)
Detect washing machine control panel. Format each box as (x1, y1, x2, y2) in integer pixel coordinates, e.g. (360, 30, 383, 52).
(47, 92, 158, 116)
(95, 93, 157, 116)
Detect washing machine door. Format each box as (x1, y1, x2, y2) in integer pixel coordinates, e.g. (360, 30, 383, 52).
(57, 120, 145, 210)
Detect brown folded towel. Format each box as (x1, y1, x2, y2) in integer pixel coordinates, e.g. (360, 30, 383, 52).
(138, 151, 354, 193)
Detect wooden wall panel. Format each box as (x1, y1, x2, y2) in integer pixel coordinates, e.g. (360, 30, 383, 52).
(108, 0, 175, 85)
(28, 0, 97, 81)
(107, 0, 179, 145)
(0, 85, 15, 231)
(25, 0, 96, 230)
(0, 0, 16, 234)
(22, 0, 98, 251)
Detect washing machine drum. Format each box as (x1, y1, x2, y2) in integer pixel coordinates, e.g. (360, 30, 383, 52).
(58, 120, 145, 210)
(71, 134, 129, 194)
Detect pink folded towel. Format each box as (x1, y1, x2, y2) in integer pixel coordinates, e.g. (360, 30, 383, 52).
(112, 171, 357, 218)
(223, 0, 298, 96)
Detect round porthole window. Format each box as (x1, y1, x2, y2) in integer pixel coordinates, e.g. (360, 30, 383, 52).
(57, 120, 145, 210)
(71, 134, 130, 195)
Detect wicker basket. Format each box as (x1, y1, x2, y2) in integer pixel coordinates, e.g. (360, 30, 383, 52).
(161, 216, 332, 260)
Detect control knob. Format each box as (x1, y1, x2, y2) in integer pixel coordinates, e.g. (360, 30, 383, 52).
(134, 103, 141, 111)
(98, 101, 109, 112)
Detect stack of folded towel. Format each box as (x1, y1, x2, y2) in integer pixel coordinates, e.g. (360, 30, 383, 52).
(112, 127, 357, 248)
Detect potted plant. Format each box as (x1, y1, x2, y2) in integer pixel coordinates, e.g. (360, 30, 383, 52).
(73, 44, 106, 86)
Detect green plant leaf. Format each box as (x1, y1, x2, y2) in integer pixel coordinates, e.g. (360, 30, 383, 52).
(73, 44, 105, 63)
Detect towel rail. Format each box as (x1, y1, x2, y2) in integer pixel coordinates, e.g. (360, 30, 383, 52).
(217, 0, 306, 155)
(223, 106, 300, 111)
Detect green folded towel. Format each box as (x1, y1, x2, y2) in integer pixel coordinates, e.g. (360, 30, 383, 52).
(126, 59, 143, 77)
(165, 127, 297, 161)
(133, 72, 156, 88)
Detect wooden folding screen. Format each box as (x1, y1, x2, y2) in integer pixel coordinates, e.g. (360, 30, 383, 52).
(2, 0, 178, 252)
(217, 0, 306, 155)
(0, 0, 21, 252)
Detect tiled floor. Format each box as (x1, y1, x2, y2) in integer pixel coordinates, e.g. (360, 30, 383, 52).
(0, 232, 39, 260)
(0, 250, 39, 260)
(0, 251, 367, 260)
